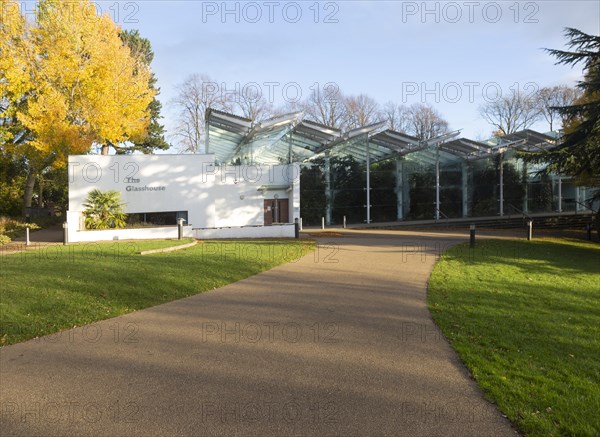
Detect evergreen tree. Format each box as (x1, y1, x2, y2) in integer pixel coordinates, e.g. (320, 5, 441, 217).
(533, 28, 600, 191)
(115, 29, 170, 154)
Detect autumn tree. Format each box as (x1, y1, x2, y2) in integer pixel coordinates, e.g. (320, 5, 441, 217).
(115, 29, 169, 154)
(0, 0, 155, 212)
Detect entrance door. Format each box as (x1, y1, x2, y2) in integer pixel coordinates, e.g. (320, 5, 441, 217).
(264, 200, 273, 226)
(277, 199, 289, 223)
(263, 199, 290, 225)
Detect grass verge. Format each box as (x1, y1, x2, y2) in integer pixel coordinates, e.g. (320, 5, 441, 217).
(428, 238, 600, 436)
(0, 239, 314, 345)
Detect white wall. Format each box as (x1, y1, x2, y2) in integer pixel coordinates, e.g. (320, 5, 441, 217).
(68, 155, 300, 239)
(194, 224, 296, 239)
(69, 154, 216, 228)
(67, 226, 194, 243)
(210, 163, 300, 227)
(66, 224, 295, 242)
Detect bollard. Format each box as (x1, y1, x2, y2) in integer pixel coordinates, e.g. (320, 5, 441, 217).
(586, 223, 592, 241)
(25, 227, 30, 246)
(343, 215, 346, 229)
(469, 224, 475, 248)
(299, 217, 303, 231)
(527, 220, 533, 241)
(177, 218, 186, 240)
(63, 222, 68, 246)
(294, 218, 299, 239)
(321, 217, 325, 230)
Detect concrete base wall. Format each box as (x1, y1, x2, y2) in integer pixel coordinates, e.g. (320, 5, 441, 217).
(193, 224, 295, 239)
(67, 226, 194, 243)
(67, 224, 295, 242)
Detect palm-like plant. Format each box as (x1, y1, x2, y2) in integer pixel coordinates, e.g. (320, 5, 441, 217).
(82, 189, 127, 229)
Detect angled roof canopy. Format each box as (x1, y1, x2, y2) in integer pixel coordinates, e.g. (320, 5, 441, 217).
(205, 109, 558, 168)
(500, 129, 558, 152)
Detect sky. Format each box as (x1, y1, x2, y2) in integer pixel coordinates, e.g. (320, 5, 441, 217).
(66, 1, 600, 145)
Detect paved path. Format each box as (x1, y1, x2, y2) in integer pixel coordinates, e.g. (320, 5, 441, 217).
(0, 229, 517, 436)
(12, 224, 64, 243)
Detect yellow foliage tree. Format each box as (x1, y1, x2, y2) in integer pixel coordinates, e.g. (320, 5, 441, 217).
(1, 0, 155, 210)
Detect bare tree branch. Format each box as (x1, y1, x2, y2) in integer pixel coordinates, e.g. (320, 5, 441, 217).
(170, 74, 230, 153)
(407, 103, 450, 140)
(536, 85, 582, 131)
(479, 88, 541, 136)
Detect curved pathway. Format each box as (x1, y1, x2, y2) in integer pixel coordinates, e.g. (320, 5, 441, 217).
(0, 229, 517, 436)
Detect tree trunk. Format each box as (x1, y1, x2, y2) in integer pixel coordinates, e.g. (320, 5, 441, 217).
(38, 176, 44, 207)
(23, 168, 36, 217)
(101, 144, 109, 155)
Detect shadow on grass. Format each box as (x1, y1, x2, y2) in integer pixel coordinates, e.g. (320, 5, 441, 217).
(444, 239, 600, 275)
(0, 240, 313, 344)
(428, 237, 600, 436)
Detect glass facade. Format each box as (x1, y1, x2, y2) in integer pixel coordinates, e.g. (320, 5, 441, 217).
(206, 110, 597, 226)
(299, 151, 596, 226)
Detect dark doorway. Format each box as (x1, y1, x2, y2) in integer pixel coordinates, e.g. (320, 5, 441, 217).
(264, 198, 289, 225)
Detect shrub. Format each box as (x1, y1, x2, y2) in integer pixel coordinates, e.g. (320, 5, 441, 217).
(82, 189, 127, 230)
(0, 216, 40, 240)
(0, 217, 40, 244)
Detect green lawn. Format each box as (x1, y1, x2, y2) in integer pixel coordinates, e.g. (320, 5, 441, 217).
(428, 238, 600, 436)
(0, 239, 314, 345)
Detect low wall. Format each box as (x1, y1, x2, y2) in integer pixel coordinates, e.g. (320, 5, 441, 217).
(66, 224, 295, 242)
(67, 226, 194, 243)
(193, 224, 295, 239)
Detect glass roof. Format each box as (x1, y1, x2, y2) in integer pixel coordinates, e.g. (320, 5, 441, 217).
(206, 109, 558, 167)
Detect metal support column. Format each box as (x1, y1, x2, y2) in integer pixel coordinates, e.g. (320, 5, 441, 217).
(557, 175, 562, 212)
(324, 152, 332, 226)
(288, 131, 294, 164)
(204, 116, 210, 155)
(395, 157, 404, 220)
(403, 161, 411, 218)
(522, 162, 529, 214)
(461, 161, 469, 218)
(499, 154, 504, 217)
(435, 147, 440, 221)
(366, 135, 371, 224)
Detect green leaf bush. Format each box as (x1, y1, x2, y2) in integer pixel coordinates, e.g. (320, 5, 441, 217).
(0, 217, 41, 244)
(82, 189, 127, 230)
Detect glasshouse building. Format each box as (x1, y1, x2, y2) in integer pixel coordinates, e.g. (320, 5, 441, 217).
(206, 109, 597, 226)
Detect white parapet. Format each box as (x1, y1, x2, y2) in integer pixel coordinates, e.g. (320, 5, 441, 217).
(67, 225, 194, 243)
(65, 224, 294, 243)
(194, 224, 295, 239)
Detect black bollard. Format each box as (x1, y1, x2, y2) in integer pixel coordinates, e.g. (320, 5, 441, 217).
(470, 224, 475, 248)
(586, 224, 592, 241)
